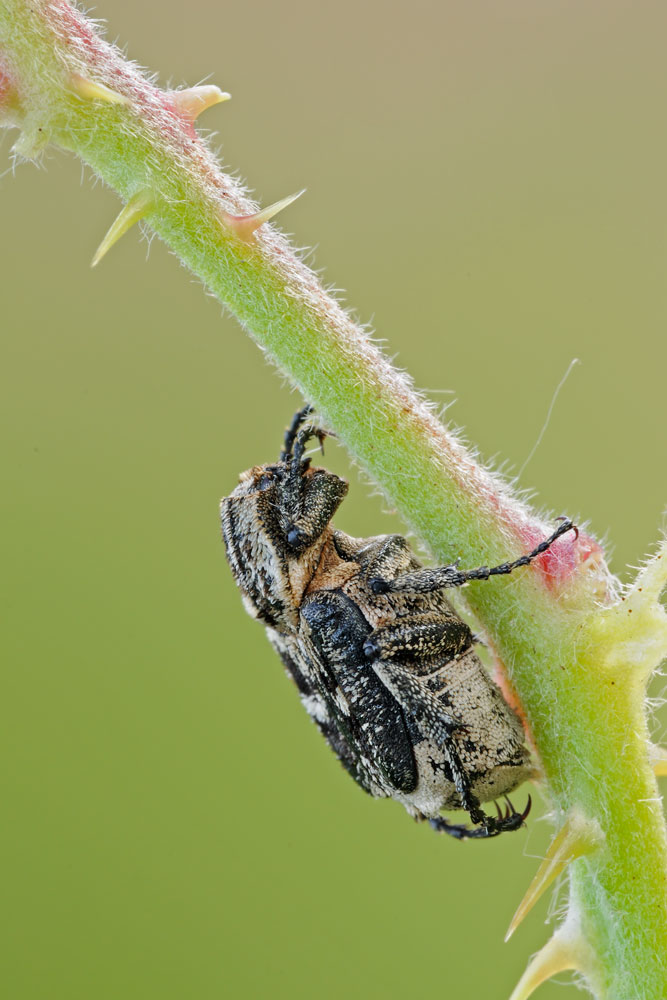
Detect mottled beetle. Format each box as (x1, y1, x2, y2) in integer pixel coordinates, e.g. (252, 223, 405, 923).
(221, 407, 575, 839)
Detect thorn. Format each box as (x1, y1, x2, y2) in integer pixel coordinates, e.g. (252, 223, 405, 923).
(508, 931, 589, 1000)
(69, 73, 130, 106)
(168, 85, 230, 121)
(505, 808, 603, 941)
(593, 536, 667, 684)
(631, 538, 667, 603)
(222, 189, 305, 242)
(649, 743, 667, 777)
(91, 191, 154, 267)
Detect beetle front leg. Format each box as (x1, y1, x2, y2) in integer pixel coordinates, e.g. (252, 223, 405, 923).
(370, 519, 577, 595)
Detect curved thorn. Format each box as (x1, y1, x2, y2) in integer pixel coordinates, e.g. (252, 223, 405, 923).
(630, 537, 667, 602)
(168, 85, 230, 121)
(91, 190, 154, 267)
(69, 73, 129, 106)
(505, 807, 603, 942)
(508, 932, 585, 1000)
(222, 189, 306, 242)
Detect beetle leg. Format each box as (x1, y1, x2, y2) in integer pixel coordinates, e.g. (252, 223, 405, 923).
(360, 533, 416, 578)
(280, 405, 313, 461)
(428, 796, 531, 840)
(370, 658, 465, 741)
(369, 658, 483, 822)
(371, 656, 530, 837)
(369, 519, 577, 595)
(363, 612, 472, 663)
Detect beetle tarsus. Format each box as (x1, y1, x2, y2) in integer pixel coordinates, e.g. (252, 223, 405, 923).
(429, 795, 531, 840)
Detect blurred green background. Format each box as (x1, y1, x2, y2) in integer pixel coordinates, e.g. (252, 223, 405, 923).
(2, 1, 666, 997)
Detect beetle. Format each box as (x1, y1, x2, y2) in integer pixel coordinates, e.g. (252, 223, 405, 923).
(220, 407, 575, 838)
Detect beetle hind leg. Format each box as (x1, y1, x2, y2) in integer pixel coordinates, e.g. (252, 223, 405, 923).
(428, 794, 532, 840)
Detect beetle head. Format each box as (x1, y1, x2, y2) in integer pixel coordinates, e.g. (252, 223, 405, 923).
(220, 421, 348, 628)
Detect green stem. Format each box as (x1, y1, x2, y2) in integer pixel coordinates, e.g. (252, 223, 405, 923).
(2, 3, 666, 996)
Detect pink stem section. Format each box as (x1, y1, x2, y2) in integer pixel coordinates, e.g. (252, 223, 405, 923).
(0, 62, 14, 105)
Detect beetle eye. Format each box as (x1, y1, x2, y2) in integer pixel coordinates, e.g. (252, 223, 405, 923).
(287, 526, 306, 549)
(257, 473, 274, 490)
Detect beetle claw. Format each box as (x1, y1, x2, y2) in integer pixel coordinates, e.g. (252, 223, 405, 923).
(429, 795, 531, 840)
